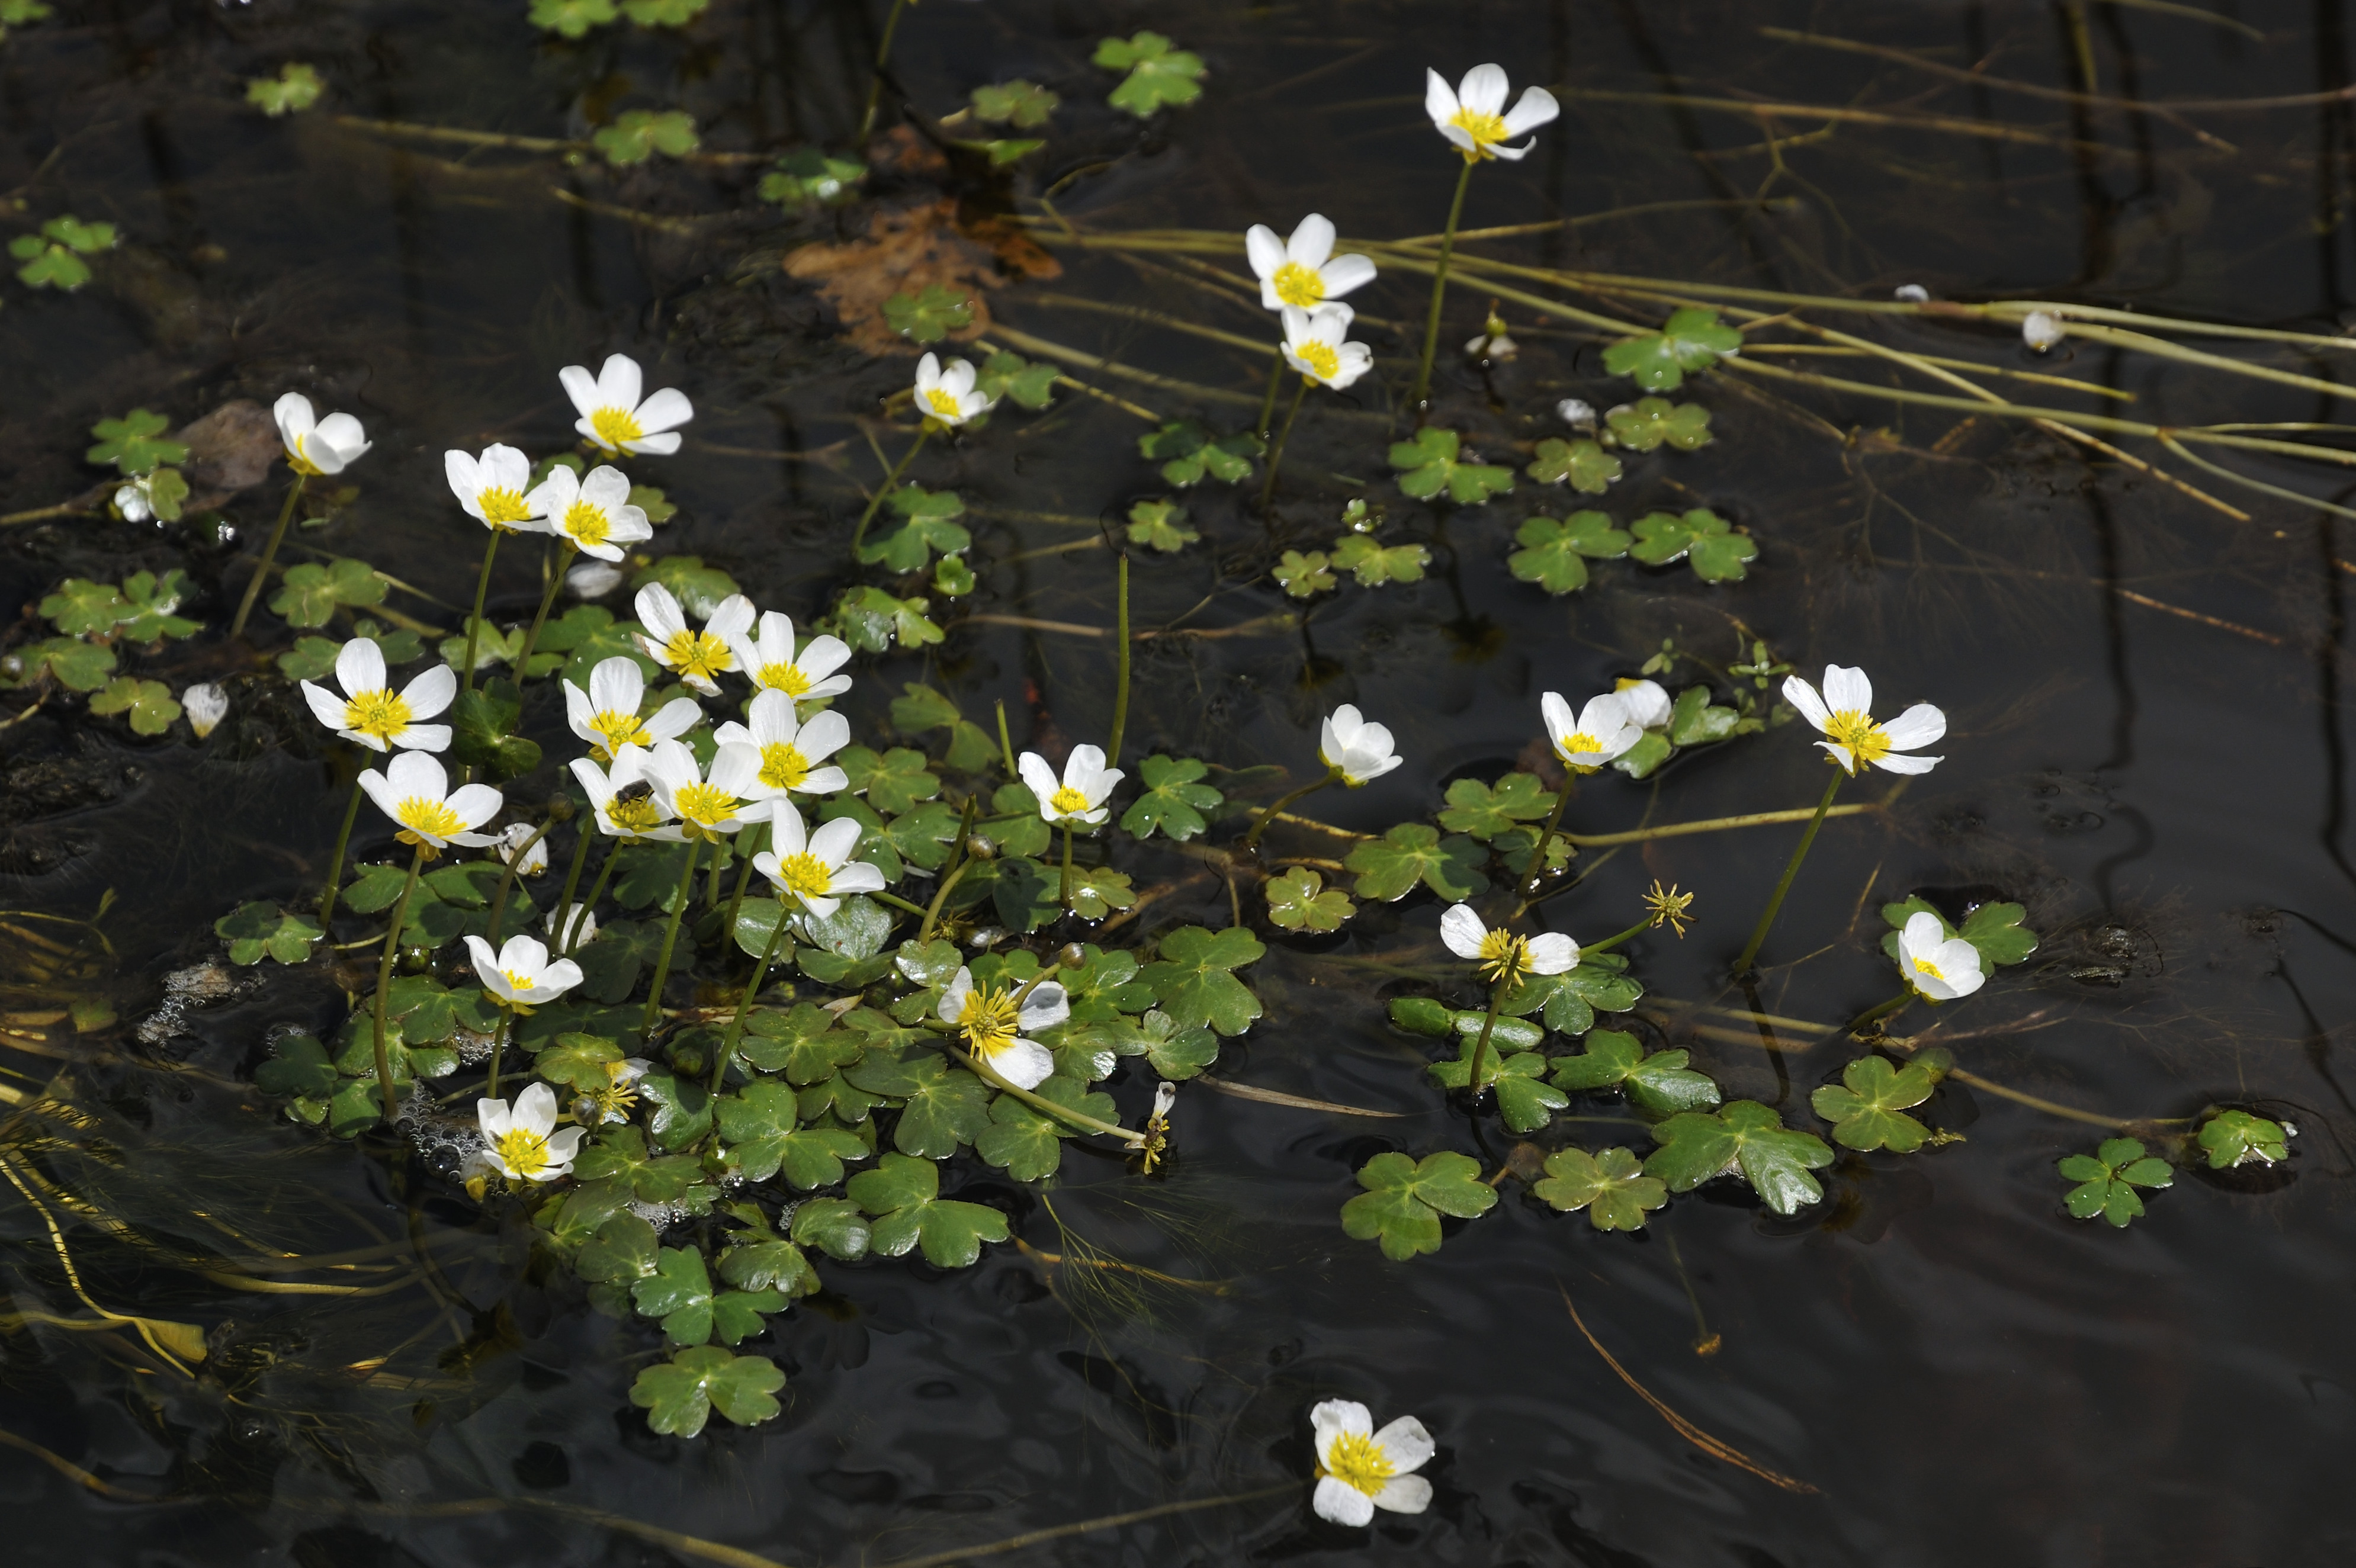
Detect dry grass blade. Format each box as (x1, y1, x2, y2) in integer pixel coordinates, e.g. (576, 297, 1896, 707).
(868, 1484, 1295, 1568)
(1193, 1077, 1408, 1117)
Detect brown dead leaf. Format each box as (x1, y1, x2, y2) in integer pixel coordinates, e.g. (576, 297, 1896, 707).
(784, 197, 1061, 356)
(177, 400, 283, 510)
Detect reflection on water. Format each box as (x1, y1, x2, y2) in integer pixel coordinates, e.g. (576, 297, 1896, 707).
(2, 2, 2354, 1564)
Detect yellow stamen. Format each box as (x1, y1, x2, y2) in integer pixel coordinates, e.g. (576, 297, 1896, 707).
(756, 661, 813, 697)
(1911, 955, 1945, 983)
(772, 851, 833, 903)
(923, 387, 966, 421)
(1475, 928, 1530, 987)
(501, 968, 538, 995)
(663, 628, 731, 684)
(589, 406, 643, 452)
(1822, 709, 1890, 772)
(396, 796, 465, 841)
(671, 781, 739, 836)
(343, 687, 414, 744)
(477, 487, 534, 527)
(564, 499, 612, 549)
(588, 709, 650, 757)
(1271, 261, 1324, 308)
(495, 1126, 553, 1180)
(1554, 728, 1604, 773)
(1048, 784, 1093, 819)
(956, 985, 1022, 1055)
(1321, 1431, 1397, 1497)
(1294, 340, 1341, 382)
(287, 435, 326, 477)
(758, 743, 811, 792)
(1448, 107, 1510, 159)
(606, 795, 666, 835)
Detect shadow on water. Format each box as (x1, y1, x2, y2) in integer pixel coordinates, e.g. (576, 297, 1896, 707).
(1, 1, 2354, 1564)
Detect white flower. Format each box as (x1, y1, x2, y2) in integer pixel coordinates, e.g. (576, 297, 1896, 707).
(1309, 1399, 1434, 1527)
(1897, 910, 1985, 1001)
(1281, 304, 1375, 392)
(300, 638, 455, 753)
(358, 751, 502, 849)
(714, 689, 851, 799)
(1245, 213, 1376, 313)
(728, 611, 853, 704)
(913, 352, 996, 428)
(753, 802, 887, 919)
(445, 444, 543, 532)
(563, 655, 702, 760)
(937, 966, 1067, 1091)
(1320, 705, 1402, 786)
(181, 682, 227, 740)
(1556, 398, 1596, 429)
(1895, 284, 1930, 303)
(545, 901, 599, 949)
(1613, 678, 1673, 731)
(1439, 904, 1578, 986)
(1540, 690, 1642, 773)
(638, 737, 771, 841)
(1782, 665, 1944, 776)
(561, 353, 693, 458)
(273, 392, 371, 475)
(567, 559, 627, 599)
(476, 1081, 588, 1183)
(1426, 64, 1558, 162)
(1018, 744, 1123, 827)
(526, 462, 652, 563)
(570, 746, 684, 843)
(462, 933, 585, 1009)
(496, 822, 550, 876)
(2021, 311, 2064, 352)
(634, 582, 756, 696)
(1464, 326, 1517, 361)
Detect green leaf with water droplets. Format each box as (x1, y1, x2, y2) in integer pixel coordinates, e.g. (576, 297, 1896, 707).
(2198, 1110, 2289, 1169)
(2059, 1137, 2174, 1226)
(882, 283, 975, 345)
(1273, 549, 1334, 598)
(1629, 508, 1756, 582)
(1606, 396, 1712, 452)
(848, 1152, 1009, 1268)
(1437, 773, 1555, 841)
(1524, 436, 1622, 494)
(88, 676, 181, 735)
(1550, 1029, 1719, 1117)
(1266, 865, 1352, 931)
(1389, 427, 1513, 505)
(1330, 535, 1429, 586)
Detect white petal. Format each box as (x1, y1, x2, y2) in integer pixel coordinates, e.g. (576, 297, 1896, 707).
(532, 958, 585, 998)
(391, 723, 450, 753)
(1525, 933, 1580, 973)
(705, 595, 757, 644)
(1372, 1474, 1432, 1514)
(1244, 224, 1286, 281)
(513, 1081, 560, 1136)
(1870, 750, 1941, 775)
(1369, 1415, 1434, 1472)
(1423, 67, 1461, 127)
(1311, 1398, 1373, 1451)
(1288, 213, 1336, 270)
(830, 861, 887, 895)
(991, 1037, 1056, 1091)
(1063, 744, 1107, 792)
(634, 581, 684, 638)
(1539, 690, 1575, 743)
(385, 749, 445, 799)
(300, 679, 351, 732)
(1017, 752, 1060, 804)
(1314, 1477, 1375, 1527)
(1781, 676, 1829, 732)
(634, 386, 693, 434)
(445, 782, 505, 831)
(463, 934, 501, 991)
(914, 352, 943, 395)
(314, 413, 368, 459)
(1459, 63, 1511, 116)
(1616, 679, 1673, 730)
(476, 1095, 513, 1142)
(558, 364, 602, 418)
(335, 637, 386, 700)
(1485, 137, 1537, 161)
(1879, 703, 1946, 751)
(796, 709, 852, 763)
(1820, 664, 1872, 715)
(1439, 903, 1487, 960)
(1500, 85, 1561, 136)
(586, 656, 639, 720)
(1319, 252, 1377, 300)
(596, 354, 644, 412)
(938, 969, 974, 1024)
(1017, 981, 1070, 1031)
(399, 663, 456, 721)
(273, 391, 316, 446)
(807, 815, 865, 867)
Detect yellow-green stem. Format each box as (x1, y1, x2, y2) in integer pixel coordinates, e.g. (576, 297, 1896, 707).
(460, 528, 504, 697)
(1240, 768, 1339, 849)
(1847, 991, 1915, 1035)
(1408, 159, 1477, 411)
(1060, 821, 1075, 911)
(1257, 376, 1311, 516)
(1461, 980, 1507, 1106)
(317, 774, 367, 927)
(561, 847, 620, 956)
(1106, 554, 1131, 769)
(718, 821, 768, 949)
(639, 839, 706, 1037)
(486, 1005, 512, 1100)
(229, 474, 307, 638)
(485, 817, 557, 947)
(850, 425, 930, 560)
(1732, 769, 1846, 974)
(513, 543, 577, 679)
(1253, 346, 1285, 438)
(948, 1043, 1142, 1146)
(370, 846, 428, 1123)
(994, 699, 1017, 777)
(713, 902, 794, 1094)
(919, 799, 981, 942)
(551, 817, 593, 943)
(1516, 772, 1575, 904)
(856, 0, 913, 142)
(1581, 912, 1655, 956)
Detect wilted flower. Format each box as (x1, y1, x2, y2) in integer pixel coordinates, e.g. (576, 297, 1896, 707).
(561, 353, 693, 458)
(729, 611, 854, 704)
(301, 638, 454, 753)
(1019, 744, 1123, 827)
(563, 655, 702, 760)
(1897, 911, 1985, 1001)
(753, 802, 886, 918)
(1556, 398, 1596, 429)
(1309, 1399, 1434, 1527)
(1464, 307, 1517, 361)
(1540, 690, 1641, 773)
(1320, 705, 1402, 786)
(574, 1056, 651, 1125)
(1246, 213, 1376, 313)
(358, 751, 502, 850)
(181, 682, 227, 740)
(495, 822, 550, 876)
(463, 933, 585, 1010)
(545, 901, 599, 949)
(273, 392, 371, 475)
(938, 965, 1067, 1090)
(527, 462, 652, 562)
(566, 559, 627, 599)
(1782, 665, 1944, 776)
(913, 353, 996, 428)
(476, 1082, 587, 1183)
(1425, 64, 1558, 162)
(634, 581, 755, 696)
(714, 689, 851, 798)
(1282, 304, 1375, 392)
(445, 444, 542, 531)
(1440, 903, 1577, 987)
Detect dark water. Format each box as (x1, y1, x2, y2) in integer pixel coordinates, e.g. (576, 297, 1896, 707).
(3, 2, 2354, 1564)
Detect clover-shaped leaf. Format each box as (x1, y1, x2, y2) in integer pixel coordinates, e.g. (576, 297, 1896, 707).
(735, 1003, 862, 1083)
(1601, 307, 1744, 391)
(594, 110, 699, 166)
(1266, 866, 1353, 933)
(2059, 1137, 2175, 1226)
(759, 146, 866, 207)
(834, 744, 939, 816)
(1497, 956, 1642, 1036)
(1430, 1048, 1567, 1132)
(216, 902, 323, 965)
(1119, 754, 1221, 841)
(858, 488, 970, 573)
(573, 1126, 711, 1206)
(1645, 1100, 1832, 1215)
(533, 1031, 628, 1091)
(1126, 499, 1198, 553)
(1606, 397, 1712, 452)
(88, 676, 182, 735)
(847, 1152, 1010, 1268)
(717, 1081, 869, 1189)
(528, 0, 617, 36)
(1877, 898, 2040, 975)
(271, 557, 386, 628)
(975, 1075, 1116, 1181)
(789, 1194, 872, 1261)
(630, 1347, 785, 1438)
(1139, 925, 1263, 1036)
(622, 0, 708, 25)
(450, 686, 543, 782)
(1140, 420, 1258, 486)
(882, 283, 975, 345)
(253, 1033, 336, 1122)
(1811, 1055, 1941, 1153)
(830, 584, 943, 652)
(971, 79, 1060, 129)
(18, 638, 117, 692)
(1437, 773, 1555, 841)
(1094, 31, 1206, 117)
(13, 238, 89, 290)
(1390, 427, 1514, 506)
(975, 351, 1059, 410)
(2198, 1109, 2291, 1169)
(1534, 1146, 1668, 1232)
(631, 1246, 724, 1344)
(40, 579, 129, 637)
(1330, 535, 1430, 586)
(1549, 1029, 1719, 1117)
(1524, 436, 1622, 494)
(86, 410, 188, 475)
(246, 62, 324, 115)
(1340, 1150, 1497, 1261)
(1345, 823, 1489, 903)
(1506, 511, 1631, 596)
(1628, 508, 1757, 583)
(117, 570, 198, 642)
(1273, 549, 1335, 599)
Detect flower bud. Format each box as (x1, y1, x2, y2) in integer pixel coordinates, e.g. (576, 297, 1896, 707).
(964, 833, 998, 861)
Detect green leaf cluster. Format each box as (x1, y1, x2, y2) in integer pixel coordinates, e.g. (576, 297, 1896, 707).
(2197, 1109, 2290, 1169)
(882, 284, 974, 345)
(1266, 866, 1353, 931)
(595, 111, 699, 166)
(1390, 428, 1514, 505)
(1094, 31, 1206, 117)
(760, 146, 865, 208)
(2059, 1138, 2174, 1226)
(975, 351, 1059, 410)
(1341, 1151, 1497, 1260)
(270, 557, 386, 628)
(86, 410, 188, 475)
(1552, 1030, 1720, 1117)
(1533, 1146, 1668, 1230)
(12, 215, 115, 290)
(1119, 754, 1221, 841)
(1601, 307, 1744, 390)
(246, 62, 324, 116)
(1507, 511, 1630, 595)
(41, 570, 199, 643)
(216, 902, 325, 965)
(1140, 421, 1257, 486)
(971, 80, 1060, 129)
(1126, 499, 1198, 553)
(1346, 824, 1488, 902)
(1606, 396, 1712, 451)
(1645, 1100, 1832, 1215)
(1877, 898, 2040, 977)
(1524, 437, 1621, 493)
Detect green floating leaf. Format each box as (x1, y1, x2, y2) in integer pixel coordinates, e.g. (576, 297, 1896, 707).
(1811, 1055, 1941, 1153)
(1389, 427, 1514, 506)
(246, 62, 324, 116)
(1138, 925, 1263, 1036)
(1340, 1150, 1497, 1261)
(2198, 1110, 2290, 1169)
(2059, 1137, 2174, 1227)
(846, 1152, 1009, 1268)
(215, 902, 323, 965)
(86, 409, 188, 475)
(1628, 507, 1757, 583)
(595, 110, 699, 166)
(40, 579, 129, 638)
(971, 79, 1060, 128)
(974, 1075, 1116, 1181)
(759, 146, 865, 207)
(1273, 549, 1334, 599)
(270, 557, 385, 628)
(1601, 307, 1744, 391)
(450, 684, 543, 782)
(1140, 420, 1257, 487)
(253, 1034, 336, 1122)
(1094, 31, 1206, 117)
(859, 487, 970, 573)
(118, 570, 199, 642)
(1524, 436, 1622, 494)
(975, 351, 1058, 410)
(88, 676, 181, 735)
(1330, 535, 1429, 586)
(1877, 898, 2040, 976)
(0, 1, 54, 33)
(1430, 1047, 1565, 1132)
(1645, 1100, 1832, 1215)
(1507, 511, 1631, 596)
(1533, 1146, 1668, 1231)
(1606, 396, 1712, 452)
(1551, 1029, 1720, 1118)
(529, 0, 617, 36)
(15, 638, 116, 692)
(1497, 956, 1642, 1036)
(622, 0, 708, 25)
(839, 744, 941, 815)
(630, 1347, 785, 1438)
(1345, 824, 1488, 904)
(882, 283, 974, 345)
(829, 585, 941, 652)
(1126, 499, 1198, 553)
(1119, 754, 1221, 842)
(1437, 772, 1555, 841)
(1266, 865, 1353, 932)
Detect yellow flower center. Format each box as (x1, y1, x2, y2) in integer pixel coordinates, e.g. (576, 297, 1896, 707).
(501, 968, 538, 994)
(477, 486, 533, 526)
(578, 1077, 640, 1124)
(1822, 709, 1890, 772)
(344, 687, 413, 743)
(396, 796, 464, 840)
(1476, 928, 1531, 986)
(1323, 1431, 1397, 1497)
(663, 628, 731, 683)
(1449, 107, 1510, 158)
(1554, 729, 1603, 773)
(1048, 784, 1093, 818)
(772, 851, 833, 902)
(956, 986, 1022, 1055)
(758, 742, 811, 792)
(288, 433, 327, 476)
(588, 709, 651, 759)
(495, 1126, 553, 1180)
(923, 387, 966, 421)
(1911, 955, 1946, 984)
(672, 781, 739, 835)
(1295, 340, 1341, 382)
(606, 794, 666, 835)
(590, 406, 643, 451)
(564, 499, 612, 548)
(756, 660, 813, 696)
(1272, 261, 1324, 308)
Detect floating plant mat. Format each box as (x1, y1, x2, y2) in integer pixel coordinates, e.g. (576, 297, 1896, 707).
(0, 1, 2351, 1563)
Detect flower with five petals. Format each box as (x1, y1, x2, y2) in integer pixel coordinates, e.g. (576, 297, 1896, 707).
(1246, 213, 1376, 313)
(300, 637, 455, 753)
(445, 444, 543, 532)
(913, 352, 996, 428)
(634, 582, 755, 696)
(1439, 904, 1578, 988)
(358, 751, 502, 851)
(727, 611, 853, 705)
(1540, 690, 1642, 773)
(476, 1082, 586, 1183)
(1309, 1399, 1434, 1526)
(570, 746, 684, 843)
(637, 737, 771, 842)
(560, 353, 693, 457)
(1320, 705, 1403, 786)
(462, 933, 585, 1011)
(1897, 910, 1985, 1001)
(714, 689, 851, 799)
(1424, 63, 1559, 162)
(1282, 304, 1375, 392)
(937, 966, 1068, 1091)
(563, 655, 702, 761)
(1019, 744, 1123, 827)
(273, 392, 371, 475)
(526, 462, 652, 562)
(1782, 665, 1944, 776)
(753, 802, 886, 919)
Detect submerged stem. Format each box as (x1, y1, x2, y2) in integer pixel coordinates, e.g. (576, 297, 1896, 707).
(639, 839, 705, 1037)
(919, 798, 981, 943)
(371, 846, 428, 1123)
(228, 474, 307, 640)
(1732, 769, 1846, 975)
(460, 528, 504, 698)
(856, 0, 914, 142)
(1846, 991, 1914, 1036)
(1240, 768, 1340, 849)
(850, 425, 931, 560)
(317, 774, 367, 928)
(1408, 159, 1477, 411)
(1257, 376, 1311, 516)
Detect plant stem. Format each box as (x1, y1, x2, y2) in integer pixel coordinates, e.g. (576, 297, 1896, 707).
(856, 0, 913, 142)
(1517, 775, 1575, 902)
(1562, 801, 1876, 848)
(1460, 980, 1507, 1107)
(1257, 377, 1311, 516)
(551, 816, 593, 943)
(513, 543, 577, 679)
(486, 1005, 511, 1100)
(850, 426, 930, 561)
(370, 846, 428, 1123)
(317, 774, 367, 927)
(994, 699, 1017, 777)
(1408, 159, 1477, 412)
(484, 817, 557, 947)
(640, 839, 705, 1037)
(229, 474, 307, 639)
(460, 529, 504, 698)
(1581, 913, 1654, 956)
(713, 903, 793, 1094)
(1060, 820, 1076, 911)
(1240, 768, 1339, 849)
(1732, 769, 1845, 975)
(561, 846, 620, 956)
(1847, 992, 1915, 1036)
(1253, 346, 1285, 438)
(919, 799, 981, 942)
(948, 1043, 1142, 1146)
(871, 890, 929, 917)
(1106, 554, 1131, 769)
(718, 822, 768, 952)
